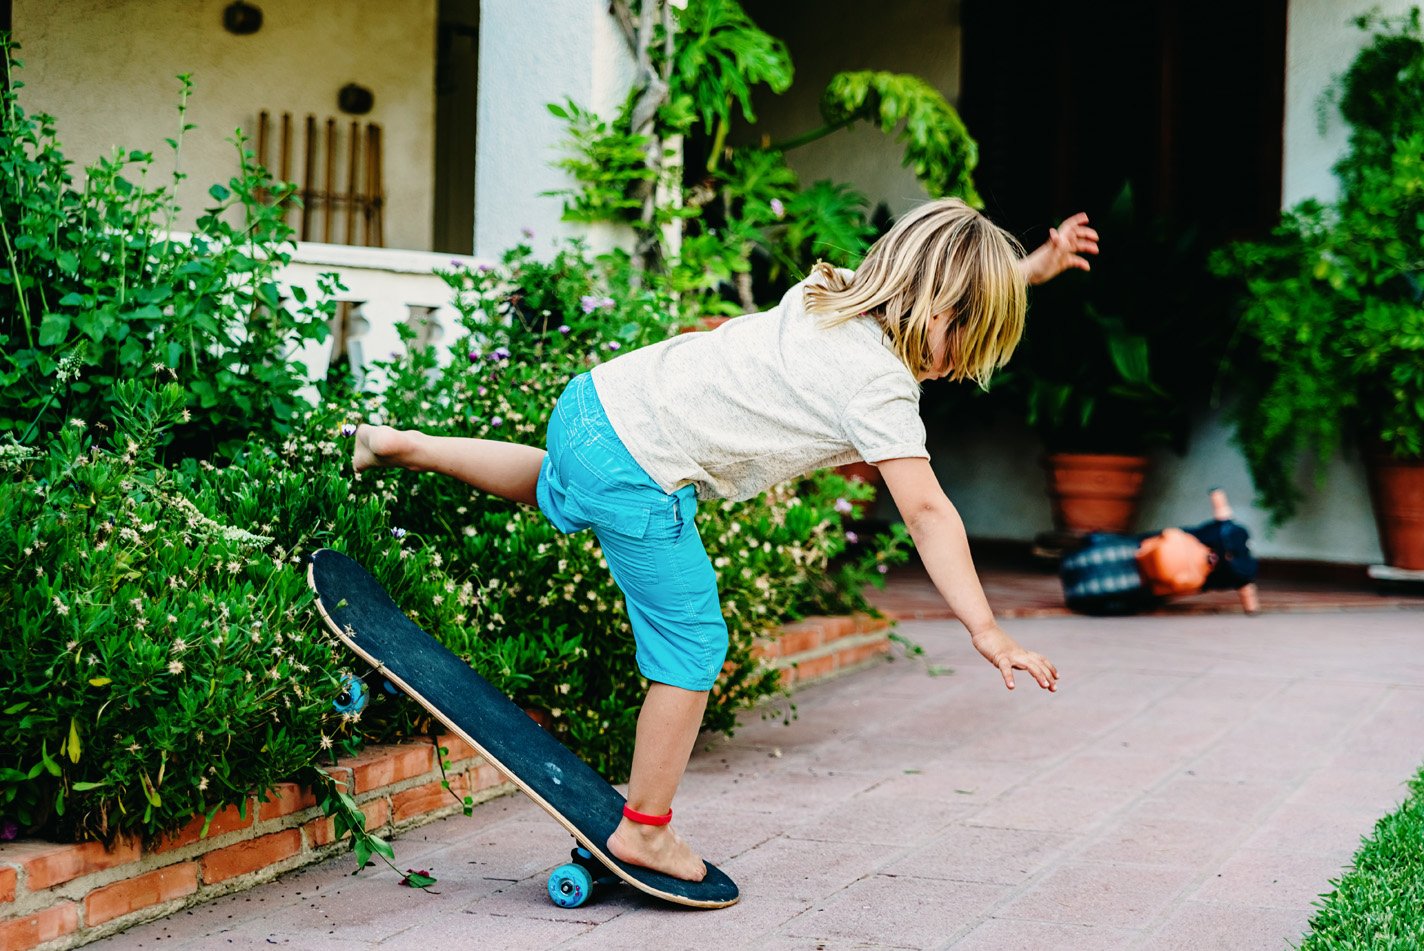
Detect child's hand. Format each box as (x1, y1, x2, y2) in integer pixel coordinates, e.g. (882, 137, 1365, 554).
(1019, 212, 1100, 285)
(970, 625, 1059, 692)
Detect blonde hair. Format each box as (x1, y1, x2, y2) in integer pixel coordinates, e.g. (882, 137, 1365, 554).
(804, 198, 1027, 387)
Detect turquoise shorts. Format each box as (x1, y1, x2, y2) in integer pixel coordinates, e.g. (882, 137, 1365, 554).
(536, 373, 728, 691)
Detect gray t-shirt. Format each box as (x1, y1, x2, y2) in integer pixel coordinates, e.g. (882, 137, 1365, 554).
(588, 273, 928, 501)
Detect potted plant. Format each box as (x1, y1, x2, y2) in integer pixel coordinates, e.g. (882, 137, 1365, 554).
(1003, 183, 1229, 544)
(1211, 10, 1424, 569)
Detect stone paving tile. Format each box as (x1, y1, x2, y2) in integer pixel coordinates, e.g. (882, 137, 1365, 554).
(1034, 749, 1183, 794)
(854, 759, 1031, 808)
(965, 784, 1140, 836)
(1146, 901, 1315, 951)
(560, 894, 808, 950)
(1240, 801, 1395, 856)
(1135, 776, 1294, 825)
(1285, 766, 1414, 813)
(949, 917, 1142, 951)
(777, 875, 1009, 949)
(992, 862, 1200, 931)
(880, 824, 1077, 886)
(719, 835, 899, 903)
(1076, 809, 1251, 868)
(785, 795, 975, 848)
(380, 910, 594, 948)
(1189, 848, 1354, 909)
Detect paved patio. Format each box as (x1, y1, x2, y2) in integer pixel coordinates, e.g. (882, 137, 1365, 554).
(89, 578, 1423, 950)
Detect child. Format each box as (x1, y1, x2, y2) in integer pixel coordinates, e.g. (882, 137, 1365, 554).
(352, 198, 1097, 883)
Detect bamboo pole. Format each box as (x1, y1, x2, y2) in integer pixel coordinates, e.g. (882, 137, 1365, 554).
(345, 120, 359, 245)
(323, 118, 336, 243)
(278, 112, 292, 226)
(363, 123, 374, 247)
(371, 123, 384, 248)
(300, 114, 315, 240)
(255, 110, 269, 205)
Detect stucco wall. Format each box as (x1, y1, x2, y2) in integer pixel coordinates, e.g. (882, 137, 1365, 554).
(473, 0, 636, 259)
(12, 0, 436, 251)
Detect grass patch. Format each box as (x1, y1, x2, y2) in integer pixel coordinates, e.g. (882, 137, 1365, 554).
(1297, 764, 1424, 949)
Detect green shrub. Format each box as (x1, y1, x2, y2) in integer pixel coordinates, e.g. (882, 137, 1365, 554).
(0, 40, 338, 462)
(0, 381, 342, 841)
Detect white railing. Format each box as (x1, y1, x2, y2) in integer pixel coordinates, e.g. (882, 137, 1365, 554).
(281, 241, 493, 395)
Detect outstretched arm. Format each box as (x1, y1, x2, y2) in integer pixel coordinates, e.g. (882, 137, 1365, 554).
(1018, 212, 1099, 286)
(877, 456, 1059, 692)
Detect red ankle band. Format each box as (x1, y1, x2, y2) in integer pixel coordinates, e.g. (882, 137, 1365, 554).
(622, 804, 672, 826)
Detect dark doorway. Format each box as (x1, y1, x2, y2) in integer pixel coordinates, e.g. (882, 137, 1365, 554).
(960, 0, 1287, 248)
(434, 0, 479, 254)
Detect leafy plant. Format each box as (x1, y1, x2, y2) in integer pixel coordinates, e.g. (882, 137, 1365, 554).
(0, 39, 339, 461)
(546, 0, 980, 315)
(797, 71, 981, 204)
(1211, 9, 1424, 523)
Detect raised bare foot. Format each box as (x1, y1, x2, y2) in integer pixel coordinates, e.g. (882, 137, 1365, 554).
(606, 818, 707, 882)
(351, 424, 413, 474)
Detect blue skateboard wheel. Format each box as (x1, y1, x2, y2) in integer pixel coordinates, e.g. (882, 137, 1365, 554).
(332, 673, 368, 714)
(547, 862, 594, 908)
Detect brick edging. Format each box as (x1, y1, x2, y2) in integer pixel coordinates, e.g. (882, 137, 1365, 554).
(0, 612, 892, 950)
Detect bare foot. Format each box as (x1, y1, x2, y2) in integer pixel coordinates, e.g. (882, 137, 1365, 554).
(352, 424, 414, 474)
(606, 818, 707, 882)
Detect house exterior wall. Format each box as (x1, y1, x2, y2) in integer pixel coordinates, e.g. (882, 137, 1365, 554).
(750, 0, 1399, 563)
(472, 0, 637, 259)
(11, 0, 437, 252)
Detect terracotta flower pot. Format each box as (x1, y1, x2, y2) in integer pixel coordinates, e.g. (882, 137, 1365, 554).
(1042, 452, 1150, 535)
(1366, 454, 1424, 570)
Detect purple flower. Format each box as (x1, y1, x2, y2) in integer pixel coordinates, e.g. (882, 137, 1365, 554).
(606, 341, 621, 351)
(490, 416, 504, 428)
(580, 295, 615, 314)
(477, 263, 492, 273)
(390, 527, 407, 539)
(845, 531, 859, 544)
(770, 197, 786, 219)
(490, 346, 511, 362)
(558, 324, 571, 334)
(468, 348, 483, 362)
(0, 818, 18, 841)
(834, 497, 854, 515)
(340, 423, 357, 438)
(477, 386, 487, 396)
(877, 564, 889, 574)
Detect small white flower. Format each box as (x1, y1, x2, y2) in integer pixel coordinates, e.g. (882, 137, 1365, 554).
(168, 659, 184, 675)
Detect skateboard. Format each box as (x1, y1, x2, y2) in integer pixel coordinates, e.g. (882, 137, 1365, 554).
(306, 548, 740, 909)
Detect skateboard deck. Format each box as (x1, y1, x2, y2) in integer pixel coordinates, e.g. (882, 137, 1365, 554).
(307, 548, 740, 909)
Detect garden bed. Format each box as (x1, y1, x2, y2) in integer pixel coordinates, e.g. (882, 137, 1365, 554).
(0, 613, 888, 951)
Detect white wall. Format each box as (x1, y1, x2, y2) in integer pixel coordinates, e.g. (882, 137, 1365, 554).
(1282, 0, 1414, 205)
(473, 0, 636, 259)
(13, 0, 436, 251)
